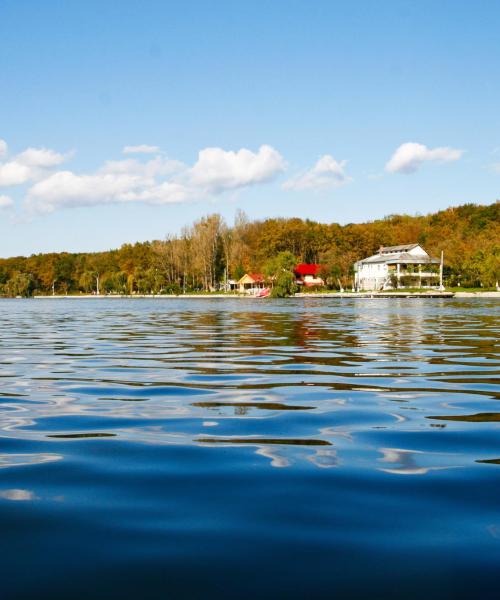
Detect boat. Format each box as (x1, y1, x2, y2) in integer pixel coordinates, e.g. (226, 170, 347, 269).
(255, 287, 270, 298)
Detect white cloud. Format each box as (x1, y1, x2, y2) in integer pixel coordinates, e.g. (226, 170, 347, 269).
(385, 142, 463, 174)
(0, 139, 7, 158)
(15, 147, 67, 168)
(27, 171, 173, 213)
(24, 143, 285, 213)
(100, 156, 184, 178)
(0, 144, 69, 187)
(188, 144, 286, 192)
(122, 144, 160, 154)
(283, 155, 351, 190)
(0, 161, 32, 186)
(121, 181, 192, 205)
(0, 194, 14, 209)
(25, 162, 196, 213)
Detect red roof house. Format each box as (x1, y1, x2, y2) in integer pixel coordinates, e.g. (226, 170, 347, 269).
(294, 264, 324, 287)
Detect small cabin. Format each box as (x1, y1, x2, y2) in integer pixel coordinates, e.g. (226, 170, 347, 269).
(237, 273, 266, 294)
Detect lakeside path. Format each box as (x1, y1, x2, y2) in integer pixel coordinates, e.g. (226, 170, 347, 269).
(32, 291, 500, 299)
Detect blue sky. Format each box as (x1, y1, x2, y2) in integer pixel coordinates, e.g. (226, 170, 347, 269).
(0, 0, 499, 257)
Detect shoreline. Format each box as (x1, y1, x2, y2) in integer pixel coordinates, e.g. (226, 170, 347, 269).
(453, 291, 500, 298)
(27, 291, 500, 299)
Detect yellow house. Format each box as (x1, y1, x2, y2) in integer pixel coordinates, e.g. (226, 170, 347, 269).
(237, 273, 266, 294)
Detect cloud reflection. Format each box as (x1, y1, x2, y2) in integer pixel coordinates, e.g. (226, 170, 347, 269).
(378, 447, 460, 476)
(0, 453, 62, 469)
(0, 488, 37, 501)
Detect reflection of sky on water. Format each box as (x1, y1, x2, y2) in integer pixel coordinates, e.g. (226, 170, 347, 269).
(0, 488, 37, 501)
(378, 447, 462, 475)
(1, 298, 500, 600)
(0, 453, 62, 468)
(256, 446, 291, 468)
(0, 298, 499, 472)
(255, 445, 338, 468)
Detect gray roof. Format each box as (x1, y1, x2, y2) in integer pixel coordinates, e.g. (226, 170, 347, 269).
(386, 253, 439, 265)
(380, 243, 419, 253)
(356, 249, 440, 266)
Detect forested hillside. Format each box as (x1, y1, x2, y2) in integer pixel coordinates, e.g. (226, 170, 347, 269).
(1, 202, 498, 296)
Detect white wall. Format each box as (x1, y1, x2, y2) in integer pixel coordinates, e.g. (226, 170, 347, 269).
(407, 245, 427, 257)
(357, 262, 389, 290)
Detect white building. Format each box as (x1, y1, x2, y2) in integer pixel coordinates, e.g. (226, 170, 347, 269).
(354, 244, 442, 291)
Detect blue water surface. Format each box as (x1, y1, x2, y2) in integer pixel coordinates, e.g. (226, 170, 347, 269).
(0, 297, 499, 599)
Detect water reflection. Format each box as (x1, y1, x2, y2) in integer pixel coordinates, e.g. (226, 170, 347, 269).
(307, 447, 338, 468)
(0, 298, 498, 471)
(0, 453, 62, 468)
(196, 436, 332, 445)
(428, 413, 500, 422)
(377, 447, 460, 475)
(0, 488, 37, 501)
(0, 298, 499, 597)
(192, 400, 315, 411)
(47, 432, 117, 439)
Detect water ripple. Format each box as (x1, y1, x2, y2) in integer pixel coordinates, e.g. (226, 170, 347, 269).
(0, 297, 499, 598)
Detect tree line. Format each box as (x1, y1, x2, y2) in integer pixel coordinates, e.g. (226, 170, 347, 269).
(0, 202, 498, 297)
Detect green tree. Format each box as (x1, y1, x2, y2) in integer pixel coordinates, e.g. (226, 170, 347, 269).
(79, 271, 95, 293)
(270, 270, 298, 298)
(7, 272, 36, 297)
(54, 254, 76, 293)
(264, 251, 298, 297)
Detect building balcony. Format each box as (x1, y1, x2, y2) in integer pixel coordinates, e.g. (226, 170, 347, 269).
(397, 271, 439, 278)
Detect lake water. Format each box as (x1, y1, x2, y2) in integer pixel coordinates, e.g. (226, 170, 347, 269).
(0, 297, 499, 599)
